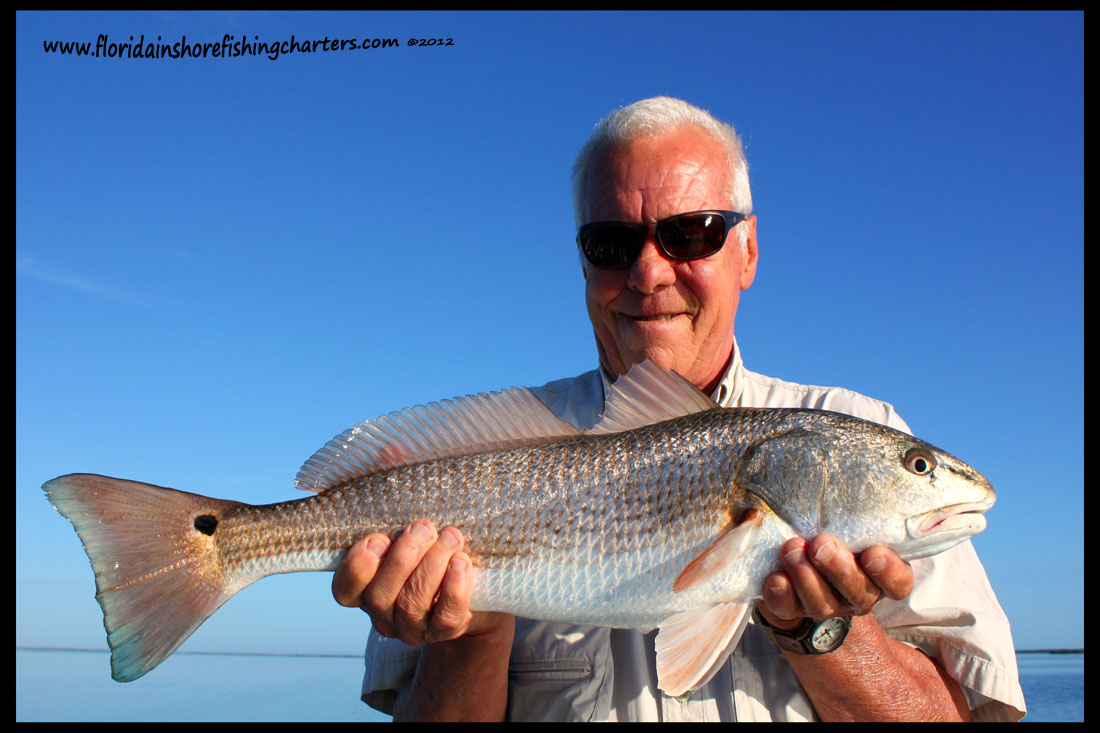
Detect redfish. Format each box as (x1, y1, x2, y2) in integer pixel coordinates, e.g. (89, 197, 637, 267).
(43, 361, 995, 696)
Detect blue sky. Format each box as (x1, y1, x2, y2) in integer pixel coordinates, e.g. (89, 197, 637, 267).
(18, 8, 1082, 705)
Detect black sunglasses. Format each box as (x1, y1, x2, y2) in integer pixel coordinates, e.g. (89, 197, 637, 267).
(577, 210, 747, 269)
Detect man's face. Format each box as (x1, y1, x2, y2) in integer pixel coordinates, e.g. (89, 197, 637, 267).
(580, 125, 758, 392)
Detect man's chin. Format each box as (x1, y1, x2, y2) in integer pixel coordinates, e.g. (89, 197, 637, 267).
(617, 316, 691, 350)
(621, 347, 686, 377)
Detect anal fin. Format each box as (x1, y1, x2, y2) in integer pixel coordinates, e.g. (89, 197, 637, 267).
(654, 601, 752, 697)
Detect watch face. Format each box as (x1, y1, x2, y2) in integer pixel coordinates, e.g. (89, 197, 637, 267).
(810, 618, 849, 652)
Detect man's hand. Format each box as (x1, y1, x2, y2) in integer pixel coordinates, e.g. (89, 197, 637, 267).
(755, 535, 970, 721)
(334, 520, 514, 720)
(332, 519, 511, 645)
(757, 534, 914, 630)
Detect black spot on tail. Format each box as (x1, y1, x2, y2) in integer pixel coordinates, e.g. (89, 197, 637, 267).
(194, 514, 218, 535)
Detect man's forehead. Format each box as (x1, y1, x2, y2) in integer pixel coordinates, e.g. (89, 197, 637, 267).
(584, 176, 723, 220)
(581, 130, 732, 223)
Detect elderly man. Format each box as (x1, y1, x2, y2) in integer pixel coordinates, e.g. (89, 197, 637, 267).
(333, 97, 1025, 722)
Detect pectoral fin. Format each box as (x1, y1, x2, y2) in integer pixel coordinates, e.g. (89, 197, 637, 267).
(654, 601, 752, 697)
(673, 508, 765, 593)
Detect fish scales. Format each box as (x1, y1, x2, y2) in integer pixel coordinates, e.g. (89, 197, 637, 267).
(42, 360, 996, 693)
(218, 410, 740, 584)
(195, 412, 737, 632)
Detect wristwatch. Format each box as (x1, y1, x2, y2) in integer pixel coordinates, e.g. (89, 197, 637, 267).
(753, 608, 852, 655)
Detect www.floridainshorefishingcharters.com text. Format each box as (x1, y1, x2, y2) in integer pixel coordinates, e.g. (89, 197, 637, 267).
(42, 33, 456, 62)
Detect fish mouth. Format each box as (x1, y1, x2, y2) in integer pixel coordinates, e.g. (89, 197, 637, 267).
(906, 498, 994, 540)
(899, 498, 994, 560)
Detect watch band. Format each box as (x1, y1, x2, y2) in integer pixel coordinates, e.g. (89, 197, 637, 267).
(753, 608, 852, 655)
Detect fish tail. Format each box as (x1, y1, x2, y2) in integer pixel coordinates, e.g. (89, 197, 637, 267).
(43, 473, 249, 682)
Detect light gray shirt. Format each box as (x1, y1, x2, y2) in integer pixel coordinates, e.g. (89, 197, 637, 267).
(360, 341, 1026, 721)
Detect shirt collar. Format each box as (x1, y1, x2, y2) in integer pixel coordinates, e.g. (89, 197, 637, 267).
(711, 336, 746, 407)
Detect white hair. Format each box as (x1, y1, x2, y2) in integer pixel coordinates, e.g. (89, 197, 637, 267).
(572, 97, 752, 251)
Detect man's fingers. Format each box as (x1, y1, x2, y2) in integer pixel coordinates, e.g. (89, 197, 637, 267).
(860, 545, 915, 600)
(392, 526, 466, 638)
(332, 533, 389, 608)
(427, 551, 476, 639)
(779, 538, 848, 619)
(361, 520, 439, 630)
(805, 535, 882, 616)
(338, 522, 474, 646)
(760, 569, 805, 627)
(761, 536, 916, 630)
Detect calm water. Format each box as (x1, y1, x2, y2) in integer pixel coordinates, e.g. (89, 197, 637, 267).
(16, 648, 1082, 721)
(1015, 652, 1085, 722)
(15, 649, 391, 722)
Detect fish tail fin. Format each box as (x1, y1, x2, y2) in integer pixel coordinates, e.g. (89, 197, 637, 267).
(43, 473, 250, 682)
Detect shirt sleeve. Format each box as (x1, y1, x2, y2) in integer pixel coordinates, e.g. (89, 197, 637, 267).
(873, 540, 1027, 721)
(360, 630, 419, 716)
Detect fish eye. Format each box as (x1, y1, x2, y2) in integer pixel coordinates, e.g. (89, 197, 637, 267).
(904, 449, 936, 475)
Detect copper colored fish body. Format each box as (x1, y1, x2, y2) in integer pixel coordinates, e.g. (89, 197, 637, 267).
(43, 361, 995, 696)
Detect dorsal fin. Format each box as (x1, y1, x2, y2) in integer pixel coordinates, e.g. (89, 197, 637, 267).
(294, 386, 581, 493)
(586, 360, 718, 435)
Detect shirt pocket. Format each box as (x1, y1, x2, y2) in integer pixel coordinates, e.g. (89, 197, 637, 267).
(507, 621, 612, 722)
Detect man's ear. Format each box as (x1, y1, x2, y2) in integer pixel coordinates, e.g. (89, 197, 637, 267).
(740, 215, 758, 290)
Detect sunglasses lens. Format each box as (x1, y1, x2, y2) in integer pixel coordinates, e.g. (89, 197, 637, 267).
(578, 212, 738, 268)
(657, 212, 727, 259)
(579, 224, 642, 269)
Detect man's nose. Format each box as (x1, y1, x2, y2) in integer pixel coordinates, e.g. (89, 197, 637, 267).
(626, 237, 677, 294)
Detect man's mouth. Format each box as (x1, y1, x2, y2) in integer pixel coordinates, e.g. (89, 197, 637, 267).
(631, 314, 680, 322)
